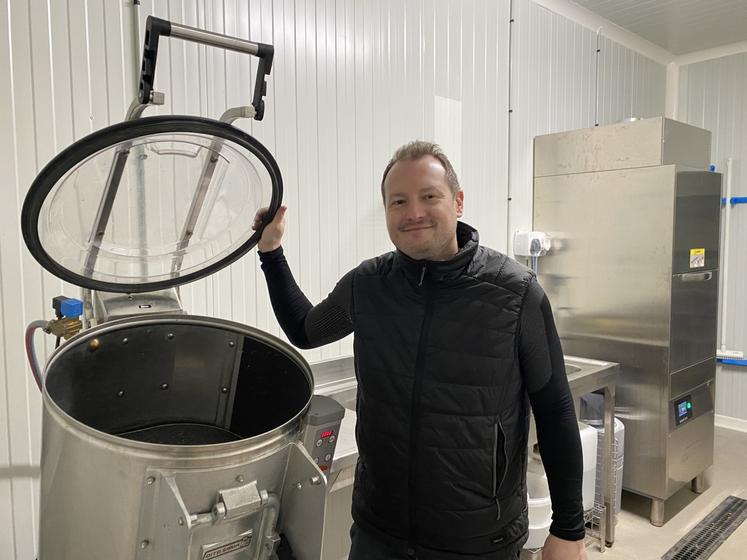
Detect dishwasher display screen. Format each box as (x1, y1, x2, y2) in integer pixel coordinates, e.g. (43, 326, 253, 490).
(674, 396, 693, 426)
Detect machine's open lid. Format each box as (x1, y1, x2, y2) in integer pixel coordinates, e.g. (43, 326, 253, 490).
(22, 115, 282, 293)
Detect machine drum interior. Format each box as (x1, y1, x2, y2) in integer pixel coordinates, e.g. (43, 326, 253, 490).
(44, 321, 312, 445)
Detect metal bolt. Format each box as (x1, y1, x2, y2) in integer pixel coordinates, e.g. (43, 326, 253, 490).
(228, 341, 235, 348)
(167, 333, 174, 340)
(236, 475, 244, 483)
(146, 476, 155, 485)
(221, 387, 229, 394)
(117, 390, 125, 398)
(122, 338, 129, 345)
(140, 540, 149, 549)
(88, 339, 100, 351)
(310, 475, 322, 486)
(294, 482, 303, 490)
(160, 383, 169, 390)
(212, 502, 227, 519)
(127, 295, 134, 300)
(178, 517, 185, 526)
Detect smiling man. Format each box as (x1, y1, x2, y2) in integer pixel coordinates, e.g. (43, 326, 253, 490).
(254, 141, 586, 560)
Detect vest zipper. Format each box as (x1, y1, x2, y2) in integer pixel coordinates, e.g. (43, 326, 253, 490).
(408, 270, 434, 547)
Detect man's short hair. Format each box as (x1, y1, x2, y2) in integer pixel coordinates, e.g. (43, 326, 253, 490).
(380, 140, 461, 201)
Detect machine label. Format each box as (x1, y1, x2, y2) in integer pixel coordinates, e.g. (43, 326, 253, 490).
(689, 248, 705, 268)
(201, 534, 253, 559)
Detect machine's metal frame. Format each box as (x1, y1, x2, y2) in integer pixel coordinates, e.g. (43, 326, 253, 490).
(533, 117, 720, 526)
(26, 17, 346, 560)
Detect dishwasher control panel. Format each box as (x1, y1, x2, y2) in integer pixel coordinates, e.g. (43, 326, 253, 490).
(301, 395, 345, 473)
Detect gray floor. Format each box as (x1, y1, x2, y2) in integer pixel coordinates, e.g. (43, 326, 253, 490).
(586, 426, 747, 560)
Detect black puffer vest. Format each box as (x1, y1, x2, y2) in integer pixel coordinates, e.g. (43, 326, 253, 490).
(350, 222, 535, 558)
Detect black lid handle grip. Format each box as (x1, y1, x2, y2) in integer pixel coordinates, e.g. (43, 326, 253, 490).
(138, 16, 274, 120)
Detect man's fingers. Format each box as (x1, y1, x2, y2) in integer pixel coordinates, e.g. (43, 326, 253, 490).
(252, 206, 287, 231)
(274, 205, 288, 222)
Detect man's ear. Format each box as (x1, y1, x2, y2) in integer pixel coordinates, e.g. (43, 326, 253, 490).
(455, 190, 464, 218)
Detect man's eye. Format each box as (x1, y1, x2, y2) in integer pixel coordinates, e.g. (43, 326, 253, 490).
(391, 199, 405, 206)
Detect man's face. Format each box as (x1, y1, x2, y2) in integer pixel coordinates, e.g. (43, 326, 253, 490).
(383, 156, 464, 261)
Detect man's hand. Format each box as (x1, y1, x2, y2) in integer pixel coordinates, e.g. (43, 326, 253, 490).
(541, 534, 587, 560)
(253, 205, 287, 253)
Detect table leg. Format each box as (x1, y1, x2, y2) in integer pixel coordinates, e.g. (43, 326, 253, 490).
(602, 384, 615, 546)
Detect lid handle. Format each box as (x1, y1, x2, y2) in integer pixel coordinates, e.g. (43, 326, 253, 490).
(138, 16, 274, 120)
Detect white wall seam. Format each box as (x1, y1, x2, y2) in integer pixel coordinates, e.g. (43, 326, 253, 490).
(22, 0, 40, 478)
(4, 0, 22, 556)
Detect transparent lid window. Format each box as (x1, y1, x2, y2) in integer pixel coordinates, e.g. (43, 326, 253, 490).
(27, 123, 280, 292)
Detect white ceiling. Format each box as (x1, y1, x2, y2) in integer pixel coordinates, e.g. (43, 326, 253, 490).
(571, 0, 747, 55)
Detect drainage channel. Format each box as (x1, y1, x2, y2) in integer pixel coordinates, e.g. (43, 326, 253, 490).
(662, 495, 747, 560)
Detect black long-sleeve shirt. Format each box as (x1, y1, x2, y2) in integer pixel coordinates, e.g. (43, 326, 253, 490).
(259, 247, 585, 541)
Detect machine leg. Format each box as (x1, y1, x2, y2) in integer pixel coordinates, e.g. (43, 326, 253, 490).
(650, 498, 665, 527)
(691, 474, 705, 494)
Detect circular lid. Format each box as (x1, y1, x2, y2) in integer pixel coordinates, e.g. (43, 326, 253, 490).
(22, 116, 282, 293)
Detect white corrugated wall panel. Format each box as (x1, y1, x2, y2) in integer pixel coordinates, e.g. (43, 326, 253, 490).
(0, 1, 138, 557)
(679, 53, 747, 421)
(598, 36, 666, 125)
(510, 0, 666, 236)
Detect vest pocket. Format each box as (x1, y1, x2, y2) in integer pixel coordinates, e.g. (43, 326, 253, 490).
(492, 420, 508, 518)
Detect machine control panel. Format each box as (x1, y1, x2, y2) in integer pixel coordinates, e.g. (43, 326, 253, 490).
(301, 395, 345, 473)
(674, 395, 693, 426)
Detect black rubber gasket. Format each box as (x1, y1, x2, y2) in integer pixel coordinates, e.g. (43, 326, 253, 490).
(21, 115, 283, 293)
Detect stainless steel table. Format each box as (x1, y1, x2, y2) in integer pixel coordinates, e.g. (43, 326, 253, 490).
(564, 356, 619, 550)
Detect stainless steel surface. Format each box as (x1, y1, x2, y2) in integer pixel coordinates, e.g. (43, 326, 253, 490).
(279, 443, 329, 560)
(533, 117, 711, 177)
(651, 499, 665, 527)
(170, 21, 260, 55)
(92, 289, 185, 323)
(672, 171, 722, 274)
(667, 410, 714, 489)
(691, 474, 705, 494)
(666, 379, 714, 432)
(39, 315, 320, 560)
(565, 356, 619, 548)
(300, 396, 345, 474)
(671, 359, 714, 400)
(82, 99, 157, 278)
(534, 119, 720, 521)
(170, 106, 248, 275)
(662, 119, 712, 173)
(168, 106, 257, 275)
(169, 140, 225, 274)
(135, 471, 273, 560)
(83, 147, 130, 275)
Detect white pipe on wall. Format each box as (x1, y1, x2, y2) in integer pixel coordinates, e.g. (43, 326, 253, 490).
(720, 157, 733, 353)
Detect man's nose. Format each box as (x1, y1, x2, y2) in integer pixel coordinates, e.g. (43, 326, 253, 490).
(405, 200, 427, 221)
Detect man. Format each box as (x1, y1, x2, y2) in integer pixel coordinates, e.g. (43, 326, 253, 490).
(254, 141, 586, 560)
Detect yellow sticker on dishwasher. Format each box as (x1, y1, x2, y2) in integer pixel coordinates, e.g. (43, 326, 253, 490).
(690, 248, 705, 268)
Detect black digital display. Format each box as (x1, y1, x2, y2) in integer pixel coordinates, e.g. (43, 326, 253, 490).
(674, 395, 693, 426)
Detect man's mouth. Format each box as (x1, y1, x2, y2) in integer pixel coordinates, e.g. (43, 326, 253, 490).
(401, 225, 433, 232)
